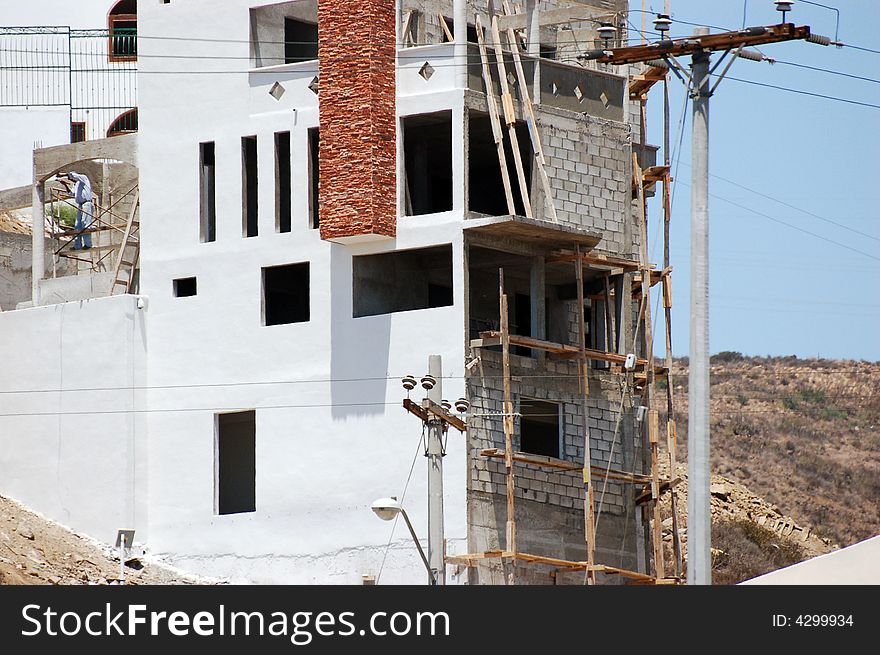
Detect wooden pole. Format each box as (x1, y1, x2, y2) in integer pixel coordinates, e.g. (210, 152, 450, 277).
(662, 75, 683, 577)
(476, 15, 516, 216)
(489, 16, 533, 218)
(500, 269, 516, 563)
(500, 0, 559, 222)
(633, 152, 665, 579)
(575, 244, 596, 584)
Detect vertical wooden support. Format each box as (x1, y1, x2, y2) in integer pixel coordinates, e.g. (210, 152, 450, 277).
(499, 269, 516, 560)
(489, 16, 533, 218)
(500, 0, 559, 222)
(603, 274, 614, 353)
(475, 15, 516, 216)
(633, 153, 665, 579)
(575, 244, 596, 584)
(662, 77, 683, 577)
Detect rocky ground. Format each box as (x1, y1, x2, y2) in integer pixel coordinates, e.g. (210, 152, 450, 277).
(0, 494, 203, 585)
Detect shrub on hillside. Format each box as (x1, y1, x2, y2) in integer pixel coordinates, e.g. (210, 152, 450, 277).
(711, 351, 745, 364)
(712, 518, 805, 584)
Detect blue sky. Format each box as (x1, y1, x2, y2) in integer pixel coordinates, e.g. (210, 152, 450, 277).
(636, 1, 880, 361)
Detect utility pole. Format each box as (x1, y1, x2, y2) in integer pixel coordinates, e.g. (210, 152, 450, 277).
(579, 15, 830, 585)
(400, 358, 468, 585)
(688, 28, 712, 586)
(426, 354, 445, 585)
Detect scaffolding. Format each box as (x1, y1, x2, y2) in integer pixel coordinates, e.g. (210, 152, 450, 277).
(46, 183, 140, 293)
(444, 4, 681, 585)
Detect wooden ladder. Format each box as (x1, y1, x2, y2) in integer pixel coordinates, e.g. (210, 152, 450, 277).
(110, 190, 140, 295)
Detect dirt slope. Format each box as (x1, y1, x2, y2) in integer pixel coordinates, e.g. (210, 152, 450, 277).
(0, 494, 201, 585)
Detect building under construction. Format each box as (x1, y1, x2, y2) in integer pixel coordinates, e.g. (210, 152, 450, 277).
(0, 0, 685, 584)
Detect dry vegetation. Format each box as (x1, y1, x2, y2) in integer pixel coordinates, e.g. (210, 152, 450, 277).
(657, 353, 880, 582)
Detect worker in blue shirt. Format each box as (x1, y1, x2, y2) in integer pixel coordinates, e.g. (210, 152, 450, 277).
(58, 171, 94, 250)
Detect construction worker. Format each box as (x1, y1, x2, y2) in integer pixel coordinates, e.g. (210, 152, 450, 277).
(57, 170, 94, 250)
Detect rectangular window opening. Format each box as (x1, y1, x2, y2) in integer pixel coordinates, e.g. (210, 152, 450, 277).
(216, 410, 256, 515)
(199, 141, 216, 243)
(353, 245, 453, 318)
(70, 122, 86, 143)
(275, 131, 291, 233)
(520, 399, 561, 459)
(467, 246, 535, 342)
(468, 112, 533, 217)
(308, 127, 319, 229)
(242, 135, 258, 238)
(250, 3, 318, 68)
(440, 17, 479, 43)
(284, 17, 318, 63)
(403, 112, 453, 216)
(173, 277, 197, 297)
(263, 262, 310, 326)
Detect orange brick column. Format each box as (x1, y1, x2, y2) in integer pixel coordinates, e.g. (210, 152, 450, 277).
(318, 0, 396, 241)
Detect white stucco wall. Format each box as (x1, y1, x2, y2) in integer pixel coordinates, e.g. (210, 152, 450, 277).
(741, 536, 880, 585)
(0, 108, 70, 190)
(137, 0, 469, 583)
(0, 294, 148, 545)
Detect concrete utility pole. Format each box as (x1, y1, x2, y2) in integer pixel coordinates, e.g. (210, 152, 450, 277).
(426, 354, 445, 585)
(579, 18, 828, 584)
(688, 28, 711, 586)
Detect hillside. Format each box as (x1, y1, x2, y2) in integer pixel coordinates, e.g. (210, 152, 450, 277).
(658, 354, 880, 581)
(0, 494, 200, 585)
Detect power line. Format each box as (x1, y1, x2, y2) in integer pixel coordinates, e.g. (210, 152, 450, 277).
(722, 75, 880, 109)
(675, 179, 880, 262)
(841, 43, 880, 55)
(773, 59, 880, 85)
(674, 161, 880, 244)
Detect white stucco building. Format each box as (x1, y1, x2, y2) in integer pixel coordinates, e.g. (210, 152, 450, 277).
(1, 0, 667, 585)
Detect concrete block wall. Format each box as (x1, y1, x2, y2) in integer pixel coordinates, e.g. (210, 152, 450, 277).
(464, 350, 643, 582)
(466, 351, 635, 514)
(539, 108, 632, 257)
(402, 0, 613, 49)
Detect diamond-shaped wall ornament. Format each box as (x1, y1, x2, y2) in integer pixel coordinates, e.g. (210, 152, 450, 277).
(551, 82, 559, 97)
(308, 76, 320, 95)
(419, 62, 435, 81)
(269, 81, 285, 101)
(574, 85, 584, 102)
(507, 72, 517, 87)
(600, 91, 610, 108)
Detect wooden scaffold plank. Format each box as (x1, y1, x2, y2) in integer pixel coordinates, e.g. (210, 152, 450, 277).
(489, 16, 533, 218)
(499, 269, 517, 565)
(633, 152, 665, 579)
(475, 14, 516, 216)
(575, 243, 596, 584)
(500, 0, 559, 222)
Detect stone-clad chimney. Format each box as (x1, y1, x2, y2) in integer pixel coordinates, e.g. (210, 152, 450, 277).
(318, 0, 396, 242)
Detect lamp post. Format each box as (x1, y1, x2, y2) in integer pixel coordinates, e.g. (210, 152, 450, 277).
(371, 497, 436, 585)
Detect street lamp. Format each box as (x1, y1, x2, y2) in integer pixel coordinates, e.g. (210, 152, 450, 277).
(371, 497, 436, 585)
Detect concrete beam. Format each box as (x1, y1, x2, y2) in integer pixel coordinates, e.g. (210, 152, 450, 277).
(494, 6, 605, 32)
(0, 181, 68, 212)
(34, 134, 138, 183)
